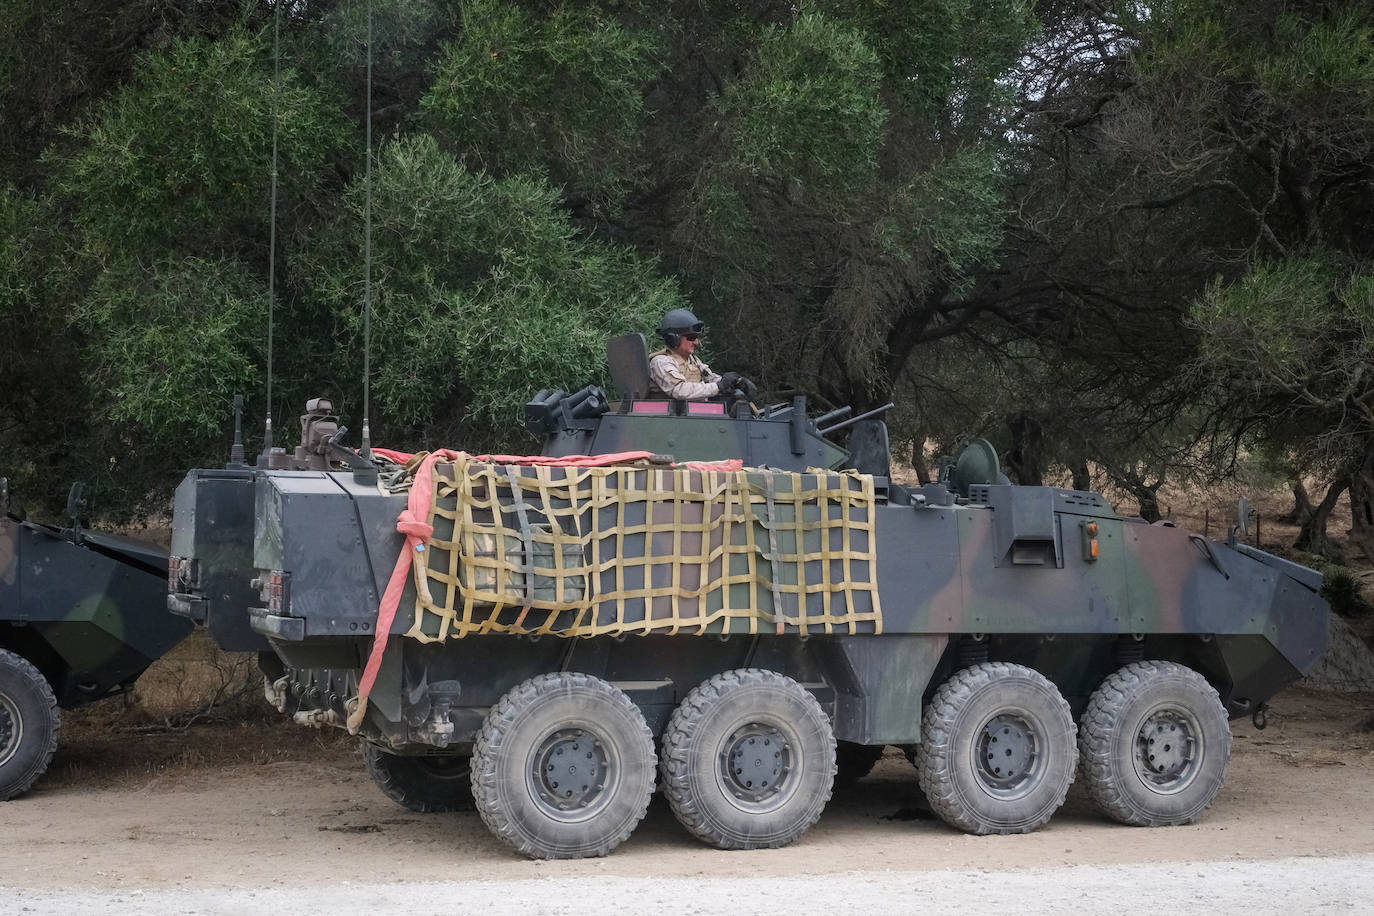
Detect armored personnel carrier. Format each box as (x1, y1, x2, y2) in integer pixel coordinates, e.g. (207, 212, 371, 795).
(168, 344, 1329, 858)
(1, 480, 193, 799)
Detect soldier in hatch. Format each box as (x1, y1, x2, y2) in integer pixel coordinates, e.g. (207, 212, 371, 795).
(648, 308, 757, 402)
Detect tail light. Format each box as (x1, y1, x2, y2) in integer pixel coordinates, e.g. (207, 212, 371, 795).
(268, 570, 290, 614)
(168, 556, 199, 591)
(1081, 522, 1100, 562)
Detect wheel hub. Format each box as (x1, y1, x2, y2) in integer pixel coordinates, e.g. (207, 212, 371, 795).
(531, 728, 610, 815)
(1135, 708, 1199, 789)
(722, 723, 791, 804)
(0, 693, 20, 768)
(974, 713, 1039, 796)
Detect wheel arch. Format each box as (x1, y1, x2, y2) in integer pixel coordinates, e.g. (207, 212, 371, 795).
(921, 634, 1239, 724)
(0, 626, 69, 705)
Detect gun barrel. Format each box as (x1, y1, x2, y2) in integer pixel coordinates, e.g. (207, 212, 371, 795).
(818, 402, 895, 436)
(814, 405, 853, 427)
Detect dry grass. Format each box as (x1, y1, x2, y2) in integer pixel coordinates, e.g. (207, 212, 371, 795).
(49, 631, 355, 791)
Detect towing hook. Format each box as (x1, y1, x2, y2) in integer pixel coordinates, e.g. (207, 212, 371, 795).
(1252, 703, 1269, 730)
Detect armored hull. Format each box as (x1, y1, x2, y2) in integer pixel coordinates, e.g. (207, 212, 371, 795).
(169, 446, 1328, 856)
(1, 510, 192, 799)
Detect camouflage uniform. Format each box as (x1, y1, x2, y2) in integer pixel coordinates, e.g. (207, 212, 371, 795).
(648, 348, 721, 400)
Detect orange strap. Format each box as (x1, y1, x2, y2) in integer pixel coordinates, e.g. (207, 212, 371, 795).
(347, 447, 458, 731)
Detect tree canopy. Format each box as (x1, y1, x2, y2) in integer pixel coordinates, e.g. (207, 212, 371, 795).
(0, 0, 1370, 560)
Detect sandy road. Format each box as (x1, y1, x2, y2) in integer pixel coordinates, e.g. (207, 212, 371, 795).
(2, 687, 1371, 913)
(6, 856, 1374, 915)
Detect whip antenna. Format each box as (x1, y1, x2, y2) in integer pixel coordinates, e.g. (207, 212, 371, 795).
(359, 0, 374, 460)
(259, 0, 282, 466)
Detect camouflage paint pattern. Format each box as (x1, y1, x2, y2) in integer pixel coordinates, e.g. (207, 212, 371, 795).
(183, 463, 1328, 751)
(168, 404, 1328, 752)
(1, 515, 191, 707)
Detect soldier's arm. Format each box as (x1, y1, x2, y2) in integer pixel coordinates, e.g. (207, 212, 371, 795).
(696, 358, 721, 385)
(649, 355, 720, 400)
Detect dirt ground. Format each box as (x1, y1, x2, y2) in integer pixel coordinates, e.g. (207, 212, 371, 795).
(2, 684, 1371, 906)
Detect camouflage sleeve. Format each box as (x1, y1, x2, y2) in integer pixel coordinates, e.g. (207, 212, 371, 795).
(696, 358, 721, 385)
(649, 354, 721, 400)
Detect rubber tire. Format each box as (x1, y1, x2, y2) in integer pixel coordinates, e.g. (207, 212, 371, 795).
(835, 741, 885, 788)
(1078, 660, 1231, 826)
(660, 668, 835, 850)
(0, 650, 60, 801)
(361, 742, 475, 813)
(917, 662, 1077, 835)
(472, 672, 655, 859)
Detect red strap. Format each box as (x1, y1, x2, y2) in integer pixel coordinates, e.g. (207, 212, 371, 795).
(371, 447, 414, 464)
(349, 447, 459, 731)
(470, 450, 653, 467)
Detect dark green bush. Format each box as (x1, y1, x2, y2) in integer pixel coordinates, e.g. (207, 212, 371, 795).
(1321, 568, 1373, 619)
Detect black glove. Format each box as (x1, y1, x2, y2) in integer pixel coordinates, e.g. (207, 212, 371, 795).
(739, 377, 758, 402)
(715, 371, 741, 395)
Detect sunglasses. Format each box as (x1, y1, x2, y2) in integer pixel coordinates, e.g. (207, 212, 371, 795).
(683, 332, 701, 341)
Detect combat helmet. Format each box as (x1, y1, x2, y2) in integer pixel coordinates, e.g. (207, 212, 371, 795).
(658, 308, 705, 349)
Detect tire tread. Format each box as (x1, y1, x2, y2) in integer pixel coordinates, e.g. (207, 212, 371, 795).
(0, 649, 60, 802)
(471, 672, 654, 859)
(660, 668, 835, 850)
(361, 742, 474, 813)
(917, 661, 1076, 835)
(1078, 660, 1231, 827)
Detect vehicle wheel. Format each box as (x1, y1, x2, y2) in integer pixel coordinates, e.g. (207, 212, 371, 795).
(0, 650, 60, 801)
(660, 668, 835, 850)
(917, 662, 1076, 835)
(471, 672, 655, 859)
(362, 742, 474, 813)
(835, 741, 885, 788)
(1078, 660, 1231, 826)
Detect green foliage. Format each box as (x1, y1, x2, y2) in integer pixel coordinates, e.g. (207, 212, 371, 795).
(816, 0, 1036, 121)
(878, 147, 1007, 279)
(1193, 257, 1374, 396)
(74, 257, 265, 442)
(0, 185, 85, 513)
(0, 185, 43, 317)
(7, 0, 1367, 541)
(680, 1, 1035, 404)
(1256, 10, 1374, 99)
(298, 134, 684, 439)
(719, 12, 887, 190)
(50, 26, 346, 256)
(319, 0, 449, 68)
(1139, 2, 1374, 103)
(1321, 567, 1373, 619)
(422, 0, 665, 205)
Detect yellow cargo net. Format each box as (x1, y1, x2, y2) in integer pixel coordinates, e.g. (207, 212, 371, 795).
(405, 455, 883, 640)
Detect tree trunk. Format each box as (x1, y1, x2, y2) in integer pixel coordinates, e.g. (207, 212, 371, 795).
(1350, 457, 1374, 565)
(1293, 476, 1347, 558)
(1111, 464, 1163, 522)
(910, 440, 931, 485)
(1007, 414, 1044, 486)
(1284, 478, 1315, 526)
(1070, 458, 1092, 493)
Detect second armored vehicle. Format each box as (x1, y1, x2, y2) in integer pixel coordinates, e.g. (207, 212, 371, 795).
(1, 480, 193, 799)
